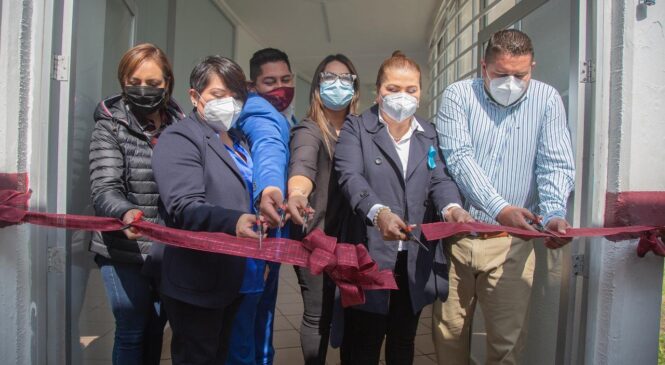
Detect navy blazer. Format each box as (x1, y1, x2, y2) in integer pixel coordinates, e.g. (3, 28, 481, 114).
(334, 105, 463, 315)
(152, 112, 250, 309)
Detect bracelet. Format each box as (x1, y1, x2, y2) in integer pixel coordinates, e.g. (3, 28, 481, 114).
(372, 206, 391, 226)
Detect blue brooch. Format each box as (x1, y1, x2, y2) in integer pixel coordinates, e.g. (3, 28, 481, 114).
(427, 146, 437, 170)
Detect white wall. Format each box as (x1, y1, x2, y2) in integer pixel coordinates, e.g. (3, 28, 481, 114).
(135, 0, 170, 51)
(0, 0, 54, 363)
(0, 1, 31, 360)
(234, 25, 263, 79)
(171, 0, 235, 108)
(585, 1, 665, 364)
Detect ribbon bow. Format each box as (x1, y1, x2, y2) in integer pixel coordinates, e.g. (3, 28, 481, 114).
(301, 230, 398, 307)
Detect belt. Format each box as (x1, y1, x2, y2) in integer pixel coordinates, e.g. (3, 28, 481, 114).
(472, 231, 510, 239)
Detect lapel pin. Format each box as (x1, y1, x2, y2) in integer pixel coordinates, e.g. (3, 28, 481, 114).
(427, 146, 437, 170)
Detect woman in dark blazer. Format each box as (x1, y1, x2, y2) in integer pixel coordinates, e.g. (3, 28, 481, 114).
(333, 51, 474, 365)
(286, 54, 360, 364)
(152, 56, 260, 365)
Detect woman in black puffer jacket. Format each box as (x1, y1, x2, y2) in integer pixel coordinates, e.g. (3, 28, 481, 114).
(88, 43, 184, 365)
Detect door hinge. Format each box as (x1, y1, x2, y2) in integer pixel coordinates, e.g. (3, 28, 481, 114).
(572, 254, 586, 276)
(580, 60, 595, 83)
(51, 54, 69, 81)
(47, 247, 65, 273)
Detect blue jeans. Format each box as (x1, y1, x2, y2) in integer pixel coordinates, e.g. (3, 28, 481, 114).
(97, 256, 167, 365)
(255, 262, 280, 365)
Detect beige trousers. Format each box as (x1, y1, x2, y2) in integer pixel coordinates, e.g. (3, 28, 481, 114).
(432, 236, 535, 365)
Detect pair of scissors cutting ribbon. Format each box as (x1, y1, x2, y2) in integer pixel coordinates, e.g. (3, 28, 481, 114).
(403, 224, 429, 251)
(119, 211, 144, 231)
(255, 210, 264, 249)
(277, 200, 288, 234)
(301, 204, 311, 235)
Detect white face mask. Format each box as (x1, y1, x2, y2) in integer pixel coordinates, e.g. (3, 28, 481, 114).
(486, 70, 528, 106)
(380, 92, 419, 123)
(201, 96, 243, 132)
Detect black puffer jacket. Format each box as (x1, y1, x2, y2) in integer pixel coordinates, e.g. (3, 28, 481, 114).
(89, 94, 184, 263)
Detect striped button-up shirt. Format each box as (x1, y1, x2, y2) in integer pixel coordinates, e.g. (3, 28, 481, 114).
(436, 78, 575, 225)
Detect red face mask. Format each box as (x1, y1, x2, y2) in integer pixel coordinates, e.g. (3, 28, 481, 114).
(261, 86, 295, 112)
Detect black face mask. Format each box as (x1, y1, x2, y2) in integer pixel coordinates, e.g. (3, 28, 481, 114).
(124, 86, 167, 116)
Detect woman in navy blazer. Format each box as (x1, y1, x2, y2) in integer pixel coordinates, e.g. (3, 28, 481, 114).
(333, 51, 474, 365)
(152, 56, 260, 365)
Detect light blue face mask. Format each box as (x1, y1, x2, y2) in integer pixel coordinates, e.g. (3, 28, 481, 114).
(319, 80, 354, 111)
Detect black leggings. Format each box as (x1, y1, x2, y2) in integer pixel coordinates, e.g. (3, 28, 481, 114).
(340, 252, 422, 365)
(294, 266, 335, 365)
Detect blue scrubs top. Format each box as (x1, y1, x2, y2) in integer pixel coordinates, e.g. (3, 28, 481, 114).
(224, 137, 265, 293)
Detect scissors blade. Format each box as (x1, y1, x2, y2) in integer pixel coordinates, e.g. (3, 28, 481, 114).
(277, 200, 287, 234)
(301, 203, 311, 235)
(409, 233, 429, 251)
(302, 213, 309, 235)
(255, 212, 263, 249)
(404, 223, 429, 251)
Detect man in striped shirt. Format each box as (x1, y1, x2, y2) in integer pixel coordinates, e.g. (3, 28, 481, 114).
(432, 29, 575, 364)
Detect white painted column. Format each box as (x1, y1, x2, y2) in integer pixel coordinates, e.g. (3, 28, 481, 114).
(584, 1, 665, 364)
(0, 1, 37, 364)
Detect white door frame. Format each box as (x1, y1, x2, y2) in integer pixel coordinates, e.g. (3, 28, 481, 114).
(45, 0, 137, 362)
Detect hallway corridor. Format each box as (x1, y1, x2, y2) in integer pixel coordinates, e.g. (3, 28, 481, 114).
(77, 264, 439, 365)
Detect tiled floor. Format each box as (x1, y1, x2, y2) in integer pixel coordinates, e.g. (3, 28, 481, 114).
(76, 265, 438, 365)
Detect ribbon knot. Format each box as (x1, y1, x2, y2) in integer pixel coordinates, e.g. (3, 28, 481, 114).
(637, 230, 665, 257)
(301, 229, 398, 307)
(0, 190, 30, 227)
(301, 229, 338, 275)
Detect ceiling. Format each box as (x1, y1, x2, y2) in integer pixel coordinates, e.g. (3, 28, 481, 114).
(222, 0, 441, 106)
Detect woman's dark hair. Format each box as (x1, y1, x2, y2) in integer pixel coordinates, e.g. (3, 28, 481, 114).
(307, 54, 359, 157)
(118, 43, 174, 99)
(190, 56, 248, 102)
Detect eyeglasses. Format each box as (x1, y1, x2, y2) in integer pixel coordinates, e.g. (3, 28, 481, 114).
(320, 71, 357, 87)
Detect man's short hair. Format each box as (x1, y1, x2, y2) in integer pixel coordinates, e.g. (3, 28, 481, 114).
(484, 29, 534, 63)
(249, 48, 291, 82)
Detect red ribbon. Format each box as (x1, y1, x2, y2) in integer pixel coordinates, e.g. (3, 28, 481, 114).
(420, 221, 665, 257)
(2, 187, 663, 308)
(0, 190, 397, 307)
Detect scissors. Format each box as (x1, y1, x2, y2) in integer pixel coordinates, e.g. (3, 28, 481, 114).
(119, 211, 144, 231)
(531, 216, 562, 239)
(277, 200, 288, 234)
(531, 215, 549, 232)
(255, 210, 264, 249)
(403, 224, 429, 251)
(301, 204, 311, 235)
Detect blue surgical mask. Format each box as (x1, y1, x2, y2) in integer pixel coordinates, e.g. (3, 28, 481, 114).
(319, 80, 354, 111)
